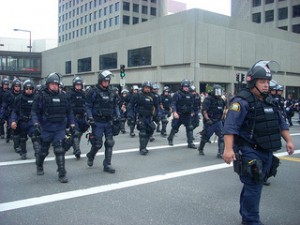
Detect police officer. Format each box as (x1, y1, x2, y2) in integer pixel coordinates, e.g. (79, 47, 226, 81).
(0, 79, 22, 148)
(223, 60, 294, 225)
(127, 85, 139, 137)
(66, 76, 89, 159)
(0, 78, 10, 139)
(285, 94, 296, 127)
(119, 89, 129, 133)
(198, 84, 226, 158)
(10, 80, 38, 160)
(85, 70, 120, 173)
(32, 72, 75, 183)
(160, 86, 172, 137)
(167, 79, 196, 149)
(190, 85, 201, 136)
(127, 81, 160, 155)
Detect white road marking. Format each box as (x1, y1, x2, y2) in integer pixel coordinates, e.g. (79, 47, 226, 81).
(0, 150, 299, 213)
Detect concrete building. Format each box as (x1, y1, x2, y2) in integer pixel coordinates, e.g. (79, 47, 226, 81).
(231, 0, 300, 34)
(43, 8, 300, 97)
(58, 0, 167, 46)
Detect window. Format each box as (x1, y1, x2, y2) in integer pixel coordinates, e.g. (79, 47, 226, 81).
(278, 7, 288, 20)
(123, 2, 130, 11)
(142, 6, 148, 14)
(104, 7, 108, 16)
(78, 57, 91, 72)
(133, 17, 139, 24)
(151, 0, 157, 3)
(115, 2, 120, 11)
(142, 18, 148, 22)
(109, 4, 113, 13)
(293, 5, 300, 18)
(292, 24, 300, 34)
(252, 12, 261, 23)
(109, 18, 113, 27)
(278, 26, 287, 31)
(99, 52, 117, 70)
(252, 0, 261, 7)
(65, 61, 71, 74)
(123, 15, 130, 24)
(265, 0, 273, 4)
(150, 7, 156, 16)
(128, 47, 151, 67)
(115, 15, 120, 25)
(265, 10, 274, 22)
(133, 4, 139, 13)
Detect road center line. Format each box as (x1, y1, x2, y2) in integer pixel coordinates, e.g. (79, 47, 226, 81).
(0, 150, 299, 213)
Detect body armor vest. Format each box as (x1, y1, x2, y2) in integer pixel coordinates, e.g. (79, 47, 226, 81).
(177, 90, 193, 114)
(136, 92, 154, 117)
(94, 87, 115, 117)
(237, 89, 282, 152)
(161, 95, 172, 110)
(70, 89, 85, 115)
(42, 90, 67, 123)
(19, 94, 34, 121)
(206, 96, 225, 120)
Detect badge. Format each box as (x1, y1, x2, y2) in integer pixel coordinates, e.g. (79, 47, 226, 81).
(230, 102, 240, 112)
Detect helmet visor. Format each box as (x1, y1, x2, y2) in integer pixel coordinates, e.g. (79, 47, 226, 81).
(214, 88, 222, 96)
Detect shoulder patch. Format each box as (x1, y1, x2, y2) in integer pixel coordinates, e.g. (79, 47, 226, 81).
(229, 102, 240, 112)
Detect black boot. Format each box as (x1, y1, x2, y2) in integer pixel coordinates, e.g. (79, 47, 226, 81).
(198, 140, 206, 155)
(31, 136, 41, 158)
(72, 135, 81, 159)
(129, 125, 135, 137)
(217, 138, 224, 159)
(13, 134, 21, 154)
(187, 130, 197, 149)
(20, 138, 27, 160)
(56, 154, 68, 183)
(86, 146, 98, 167)
(103, 140, 116, 173)
(36, 154, 46, 175)
(120, 120, 126, 133)
(167, 129, 176, 146)
(156, 123, 161, 132)
(139, 133, 149, 155)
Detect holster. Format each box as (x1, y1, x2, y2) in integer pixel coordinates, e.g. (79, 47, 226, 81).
(265, 155, 280, 179)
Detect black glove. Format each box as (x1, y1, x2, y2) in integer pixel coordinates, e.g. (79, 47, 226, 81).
(206, 119, 213, 125)
(88, 118, 95, 126)
(34, 124, 41, 136)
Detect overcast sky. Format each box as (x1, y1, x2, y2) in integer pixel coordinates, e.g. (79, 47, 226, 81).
(0, 0, 231, 40)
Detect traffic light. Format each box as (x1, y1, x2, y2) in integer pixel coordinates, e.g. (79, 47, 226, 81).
(236, 73, 240, 82)
(120, 64, 126, 78)
(241, 73, 245, 82)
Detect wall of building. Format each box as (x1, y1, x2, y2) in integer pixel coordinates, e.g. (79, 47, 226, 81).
(42, 8, 300, 95)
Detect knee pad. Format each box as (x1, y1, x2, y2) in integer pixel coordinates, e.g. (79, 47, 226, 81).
(187, 124, 194, 132)
(139, 130, 148, 138)
(105, 138, 115, 148)
(91, 137, 103, 150)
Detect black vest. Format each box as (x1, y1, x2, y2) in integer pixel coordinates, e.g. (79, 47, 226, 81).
(136, 92, 154, 117)
(237, 89, 282, 152)
(70, 89, 86, 115)
(42, 90, 67, 123)
(93, 87, 115, 117)
(177, 90, 193, 114)
(19, 94, 34, 121)
(206, 96, 225, 120)
(161, 94, 172, 110)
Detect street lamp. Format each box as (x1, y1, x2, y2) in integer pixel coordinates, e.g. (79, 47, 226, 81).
(13, 28, 32, 76)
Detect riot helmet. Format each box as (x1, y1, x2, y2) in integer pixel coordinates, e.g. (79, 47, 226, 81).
(269, 79, 278, 91)
(246, 60, 279, 89)
(142, 81, 152, 89)
(46, 72, 61, 86)
(121, 89, 129, 94)
(276, 84, 284, 92)
(181, 79, 190, 88)
(152, 83, 160, 91)
(72, 76, 83, 89)
(213, 84, 222, 97)
(98, 70, 113, 84)
(163, 86, 170, 92)
(22, 79, 35, 95)
(131, 85, 139, 91)
(2, 78, 9, 87)
(12, 78, 21, 88)
(190, 85, 196, 92)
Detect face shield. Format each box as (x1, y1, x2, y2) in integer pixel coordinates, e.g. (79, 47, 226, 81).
(214, 87, 222, 96)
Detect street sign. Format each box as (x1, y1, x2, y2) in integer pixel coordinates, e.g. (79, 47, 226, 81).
(120, 78, 125, 87)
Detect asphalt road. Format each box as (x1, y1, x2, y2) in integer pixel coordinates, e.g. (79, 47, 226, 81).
(0, 119, 300, 225)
